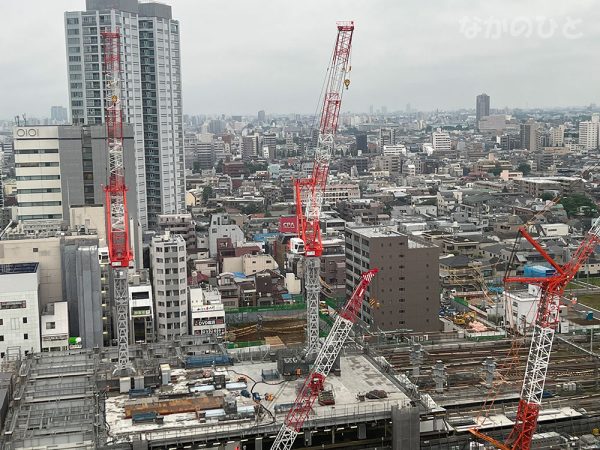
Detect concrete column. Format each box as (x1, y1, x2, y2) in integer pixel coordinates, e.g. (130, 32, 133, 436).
(482, 356, 496, 389)
(432, 360, 446, 393)
(303, 430, 312, 447)
(254, 437, 262, 450)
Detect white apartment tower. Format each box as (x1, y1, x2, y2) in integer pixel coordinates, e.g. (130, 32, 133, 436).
(150, 232, 188, 340)
(579, 115, 599, 151)
(549, 124, 565, 147)
(432, 130, 451, 152)
(65, 0, 185, 229)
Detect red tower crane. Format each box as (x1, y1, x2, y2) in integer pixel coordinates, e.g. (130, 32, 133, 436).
(470, 217, 600, 449)
(293, 21, 354, 354)
(270, 268, 378, 450)
(101, 30, 133, 374)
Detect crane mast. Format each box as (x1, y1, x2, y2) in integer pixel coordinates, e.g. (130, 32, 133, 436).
(471, 217, 600, 450)
(295, 21, 354, 354)
(270, 269, 378, 450)
(101, 30, 133, 375)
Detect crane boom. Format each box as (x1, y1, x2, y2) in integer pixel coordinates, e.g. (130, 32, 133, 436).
(472, 216, 600, 449)
(270, 269, 377, 450)
(101, 30, 133, 374)
(295, 21, 354, 354)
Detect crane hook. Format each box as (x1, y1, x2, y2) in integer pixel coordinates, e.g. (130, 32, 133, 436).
(344, 79, 351, 90)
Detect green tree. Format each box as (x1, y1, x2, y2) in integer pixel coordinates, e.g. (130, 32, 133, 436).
(561, 194, 598, 218)
(517, 162, 531, 176)
(202, 186, 213, 203)
(490, 164, 502, 176)
(541, 192, 555, 202)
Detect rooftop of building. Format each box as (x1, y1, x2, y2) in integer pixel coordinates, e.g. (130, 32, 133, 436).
(104, 354, 410, 442)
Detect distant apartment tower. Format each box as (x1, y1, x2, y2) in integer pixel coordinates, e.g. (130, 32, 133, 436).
(262, 132, 277, 160)
(579, 116, 599, 151)
(355, 133, 367, 152)
(50, 106, 68, 123)
(432, 130, 451, 152)
(13, 125, 137, 227)
(344, 225, 440, 332)
(520, 120, 540, 152)
(242, 134, 259, 161)
(150, 233, 188, 340)
(257, 110, 266, 123)
(549, 125, 565, 147)
(65, 0, 185, 229)
(379, 128, 397, 149)
(475, 93, 490, 126)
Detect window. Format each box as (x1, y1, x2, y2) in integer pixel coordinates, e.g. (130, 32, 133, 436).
(0, 319, 2, 325)
(24, 333, 28, 340)
(22, 317, 27, 324)
(0, 336, 3, 342)
(46, 322, 56, 330)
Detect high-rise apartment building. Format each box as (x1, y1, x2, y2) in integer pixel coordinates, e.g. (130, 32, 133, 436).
(150, 232, 188, 340)
(549, 125, 565, 147)
(13, 125, 137, 227)
(520, 120, 540, 152)
(65, 0, 184, 229)
(242, 134, 259, 161)
(476, 93, 490, 126)
(579, 116, 599, 151)
(344, 225, 440, 332)
(262, 132, 277, 160)
(257, 110, 266, 123)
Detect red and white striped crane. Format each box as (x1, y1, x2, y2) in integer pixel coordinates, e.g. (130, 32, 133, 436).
(293, 21, 354, 354)
(270, 268, 378, 450)
(101, 30, 133, 374)
(471, 217, 600, 449)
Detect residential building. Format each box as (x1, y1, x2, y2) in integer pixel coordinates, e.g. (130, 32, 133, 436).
(579, 119, 599, 151)
(158, 213, 197, 257)
(262, 132, 277, 160)
(0, 263, 41, 360)
(189, 285, 226, 338)
(150, 232, 188, 341)
(520, 120, 540, 152)
(549, 125, 565, 147)
(514, 176, 585, 198)
(242, 134, 259, 161)
(344, 225, 440, 332)
(65, 0, 185, 229)
(432, 130, 451, 152)
(475, 93, 490, 126)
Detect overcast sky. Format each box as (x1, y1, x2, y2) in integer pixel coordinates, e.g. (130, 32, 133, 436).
(1, 0, 600, 118)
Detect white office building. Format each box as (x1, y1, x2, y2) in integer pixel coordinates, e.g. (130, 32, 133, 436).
(0, 263, 41, 360)
(65, 0, 185, 228)
(40, 301, 70, 353)
(150, 232, 188, 340)
(189, 285, 226, 338)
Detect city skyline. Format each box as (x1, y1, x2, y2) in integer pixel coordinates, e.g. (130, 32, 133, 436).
(2, 0, 600, 118)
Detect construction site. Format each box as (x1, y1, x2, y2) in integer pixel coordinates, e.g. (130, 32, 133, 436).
(4, 13, 600, 450)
